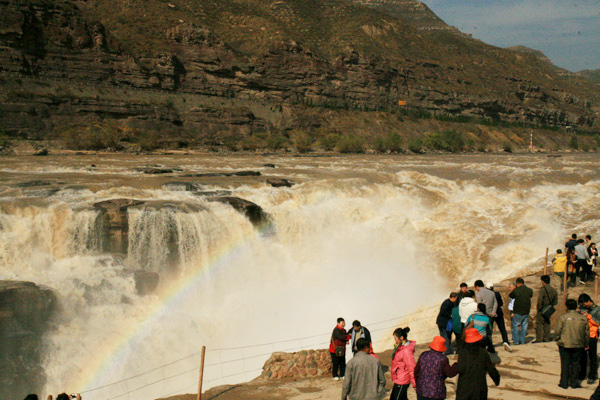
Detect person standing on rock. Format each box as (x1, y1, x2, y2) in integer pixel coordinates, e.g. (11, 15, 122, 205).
(509, 278, 533, 345)
(414, 336, 458, 400)
(555, 299, 589, 389)
(342, 338, 386, 400)
(552, 249, 567, 295)
(535, 275, 558, 343)
(578, 293, 600, 384)
(330, 317, 351, 380)
(487, 283, 511, 351)
(390, 327, 416, 400)
(456, 328, 500, 400)
(349, 320, 372, 355)
(436, 292, 458, 356)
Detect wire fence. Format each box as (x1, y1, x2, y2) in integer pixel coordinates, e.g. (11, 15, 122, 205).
(76, 304, 440, 400)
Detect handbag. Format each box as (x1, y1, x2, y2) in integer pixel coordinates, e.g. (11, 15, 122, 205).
(446, 319, 453, 332)
(540, 286, 556, 319)
(335, 346, 345, 357)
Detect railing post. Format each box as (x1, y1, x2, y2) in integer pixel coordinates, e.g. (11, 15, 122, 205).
(595, 275, 599, 305)
(544, 248, 548, 275)
(563, 269, 568, 304)
(198, 346, 206, 400)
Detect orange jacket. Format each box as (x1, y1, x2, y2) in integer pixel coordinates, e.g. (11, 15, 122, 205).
(587, 313, 599, 339)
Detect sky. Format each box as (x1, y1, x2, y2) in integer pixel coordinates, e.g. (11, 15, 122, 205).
(420, 0, 600, 72)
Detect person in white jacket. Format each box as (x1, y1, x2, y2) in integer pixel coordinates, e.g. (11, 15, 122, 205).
(459, 290, 478, 326)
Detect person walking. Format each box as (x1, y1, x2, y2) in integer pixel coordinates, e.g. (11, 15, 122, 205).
(330, 317, 351, 380)
(466, 303, 495, 353)
(390, 327, 416, 400)
(578, 293, 600, 384)
(414, 336, 458, 400)
(509, 278, 533, 345)
(487, 283, 511, 351)
(575, 239, 592, 283)
(458, 290, 478, 329)
(436, 292, 458, 356)
(456, 328, 500, 400)
(535, 275, 558, 343)
(349, 320, 372, 355)
(552, 249, 567, 295)
(342, 338, 386, 400)
(555, 299, 589, 389)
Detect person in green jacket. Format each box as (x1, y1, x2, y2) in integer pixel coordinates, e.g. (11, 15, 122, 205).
(555, 299, 589, 389)
(509, 278, 533, 345)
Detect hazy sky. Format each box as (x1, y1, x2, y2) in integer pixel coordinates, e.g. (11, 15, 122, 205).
(420, 0, 600, 72)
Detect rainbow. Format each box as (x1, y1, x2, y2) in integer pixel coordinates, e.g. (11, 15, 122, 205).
(73, 222, 266, 397)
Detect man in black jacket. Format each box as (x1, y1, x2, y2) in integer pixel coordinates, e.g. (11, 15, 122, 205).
(436, 292, 458, 355)
(349, 320, 372, 355)
(509, 277, 533, 345)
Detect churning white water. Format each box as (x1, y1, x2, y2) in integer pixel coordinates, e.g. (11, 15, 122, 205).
(1, 154, 599, 399)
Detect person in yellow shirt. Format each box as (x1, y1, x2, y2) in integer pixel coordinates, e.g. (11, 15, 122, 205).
(553, 249, 567, 295)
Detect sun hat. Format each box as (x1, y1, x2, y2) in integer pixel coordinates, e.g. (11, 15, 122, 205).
(464, 328, 483, 344)
(486, 283, 494, 289)
(429, 336, 447, 353)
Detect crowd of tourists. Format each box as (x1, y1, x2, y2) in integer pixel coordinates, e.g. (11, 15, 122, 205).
(339, 232, 599, 400)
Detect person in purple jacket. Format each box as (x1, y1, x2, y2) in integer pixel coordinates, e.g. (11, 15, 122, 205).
(414, 336, 458, 400)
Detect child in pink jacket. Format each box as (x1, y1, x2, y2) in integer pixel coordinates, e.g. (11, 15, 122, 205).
(391, 327, 416, 400)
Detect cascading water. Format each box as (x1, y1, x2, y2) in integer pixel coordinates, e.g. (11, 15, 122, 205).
(0, 154, 599, 399)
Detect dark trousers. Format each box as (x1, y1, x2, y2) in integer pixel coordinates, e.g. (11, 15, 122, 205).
(484, 335, 496, 353)
(330, 352, 346, 378)
(571, 265, 579, 285)
(491, 313, 509, 343)
(390, 383, 409, 400)
(580, 337, 599, 380)
(417, 397, 441, 400)
(579, 259, 591, 282)
(559, 346, 584, 388)
(535, 315, 552, 342)
(439, 327, 453, 354)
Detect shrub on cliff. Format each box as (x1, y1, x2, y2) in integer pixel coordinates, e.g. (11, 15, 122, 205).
(319, 133, 340, 151)
(293, 132, 314, 153)
(57, 124, 124, 150)
(373, 132, 403, 153)
(424, 129, 465, 152)
(335, 135, 365, 153)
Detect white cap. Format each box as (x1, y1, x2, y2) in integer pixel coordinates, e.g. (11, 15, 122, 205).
(486, 283, 494, 289)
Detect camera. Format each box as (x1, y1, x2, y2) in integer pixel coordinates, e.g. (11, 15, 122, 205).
(70, 395, 77, 399)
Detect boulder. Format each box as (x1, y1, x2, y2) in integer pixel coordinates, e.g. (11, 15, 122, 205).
(263, 164, 276, 168)
(0, 281, 56, 400)
(266, 178, 295, 188)
(183, 171, 262, 178)
(135, 167, 174, 174)
(261, 349, 331, 380)
(133, 270, 160, 295)
(33, 148, 48, 156)
(93, 199, 145, 254)
(162, 181, 203, 191)
(208, 196, 269, 228)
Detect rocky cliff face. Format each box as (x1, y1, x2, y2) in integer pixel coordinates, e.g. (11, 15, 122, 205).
(0, 0, 598, 141)
(0, 280, 57, 399)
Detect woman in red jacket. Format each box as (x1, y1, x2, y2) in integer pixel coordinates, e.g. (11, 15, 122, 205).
(391, 327, 416, 400)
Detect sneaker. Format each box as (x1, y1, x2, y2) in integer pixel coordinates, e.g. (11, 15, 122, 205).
(503, 342, 512, 352)
(333, 377, 340, 381)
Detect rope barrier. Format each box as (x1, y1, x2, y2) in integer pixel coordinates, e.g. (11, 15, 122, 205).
(78, 304, 439, 399)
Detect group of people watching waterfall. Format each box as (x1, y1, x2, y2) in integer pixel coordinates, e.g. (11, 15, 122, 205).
(339, 231, 600, 400)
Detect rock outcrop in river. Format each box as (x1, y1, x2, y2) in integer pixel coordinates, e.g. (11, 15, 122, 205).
(0, 281, 57, 400)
